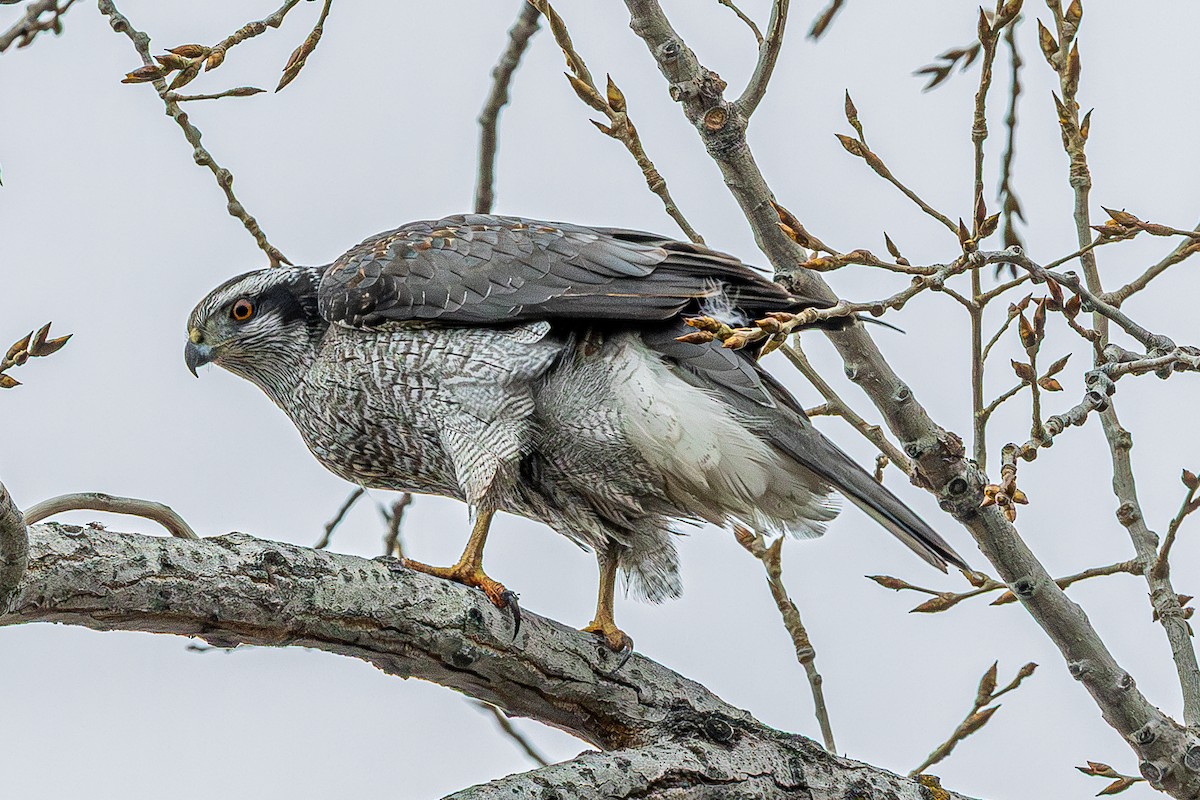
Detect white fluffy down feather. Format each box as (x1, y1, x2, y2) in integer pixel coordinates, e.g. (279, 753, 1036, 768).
(611, 338, 840, 539)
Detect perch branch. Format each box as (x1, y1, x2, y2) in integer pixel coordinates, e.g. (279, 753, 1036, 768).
(2, 522, 977, 800)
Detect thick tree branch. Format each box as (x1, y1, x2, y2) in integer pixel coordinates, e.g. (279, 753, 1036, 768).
(621, 3, 1200, 795)
(0, 482, 27, 611)
(2, 522, 976, 800)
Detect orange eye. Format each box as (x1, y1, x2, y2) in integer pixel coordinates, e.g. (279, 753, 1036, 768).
(231, 298, 254, 322)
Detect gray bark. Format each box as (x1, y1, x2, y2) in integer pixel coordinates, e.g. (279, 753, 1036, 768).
(1, 519, 975, 799)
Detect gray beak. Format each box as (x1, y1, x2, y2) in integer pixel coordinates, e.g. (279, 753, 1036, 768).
(184, 340, 214, 377)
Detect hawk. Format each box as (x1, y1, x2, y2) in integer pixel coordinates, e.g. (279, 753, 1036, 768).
(185, 214, 967, 653)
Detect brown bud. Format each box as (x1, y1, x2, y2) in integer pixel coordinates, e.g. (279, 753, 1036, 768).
(0, 374, 20, 389)
(605, 74, 626, 113)
(1037, 19, 1059, 67)
(910, 593, 963, 614)
(122, 64, 168, 84)
(1183, 469, 1199, 491)
(1065, 0, 1083, 26)
(1065, 294, 1082, 319)
(1018, 312, 1036, 350)
(167, 59, 203, 90)
(1038, 377, 1064, 392)
(168, 44, 210, 58)
(154, 52, 193, 71)
(1012, 360, 1036, 383)
(835, 133, 868, 158)
(867, 575, 911, 591)
(976, 661, 999, 706)
(205, 48, 227, 71)
(979, 212, 1000, 239)
(5, 332, 31, 362)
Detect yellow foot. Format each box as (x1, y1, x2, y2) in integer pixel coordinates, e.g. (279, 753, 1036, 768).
(581, 619, 634, 653)
(402, 558, 521, 637)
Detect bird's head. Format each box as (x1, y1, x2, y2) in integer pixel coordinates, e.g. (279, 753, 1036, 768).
(185, 266, 327, 399)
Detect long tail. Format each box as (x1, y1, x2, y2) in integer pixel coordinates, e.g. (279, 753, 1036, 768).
(754, 371, 969, 572)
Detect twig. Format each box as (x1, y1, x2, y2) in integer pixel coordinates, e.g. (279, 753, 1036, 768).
(910, 661, 1037, 776)
(0, 0, 74, 53)
(1107, 223, 1200, 305)
(531, 0, 703, 244)
(780, 342, 911, 475)
(206, 0, 304, 70)
(716, 0, 762, 44)
(736, 0, 789, 118)
(100, 0, 292, 267)
(167, 86, 265, 102)
(834, 132, 957, 233)
(807, 0, 845, 40)
(314, 486, 365, 549)
(995, 14, 1025, 274)
(683, 256, 969, 351)
(1151, 472, 1200, 581)
(472, 701, 551, 766)
(0, 322, 71, 389)
(735, 527, 836, 753)
(0, 482, 28, 610)
(381, 493, 412, 558)
(22, 492, 199, 540)
(275, 0, 333, 92)
(1077, 761, 1146, 796)
(475, 1, 541, 214)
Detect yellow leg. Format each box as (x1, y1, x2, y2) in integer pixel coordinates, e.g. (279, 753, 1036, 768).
(581, 544, 633, 652)
(403, 510, 511, 609)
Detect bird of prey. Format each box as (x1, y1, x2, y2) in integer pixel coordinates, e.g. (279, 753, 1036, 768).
(186, 214, 967, 653)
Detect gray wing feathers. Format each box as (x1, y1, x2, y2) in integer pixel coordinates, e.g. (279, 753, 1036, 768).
(317, 214, 825, 329)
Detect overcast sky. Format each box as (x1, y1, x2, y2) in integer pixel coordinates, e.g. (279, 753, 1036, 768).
(2, 2, 1199, 798)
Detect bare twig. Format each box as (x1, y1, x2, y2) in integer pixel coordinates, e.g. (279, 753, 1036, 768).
(314, 486, 365, 549)
(100, 0, 292, 267)
(0, 0, 74, 53)
(1107, 224, 1200, 305)
(381, 492, 412, 558)
(1151, 471, 1200, 582)
(472, 701, 551, 766)
(22, 492, 199, 540)
(735, 527, 836, 753)
(168, 86, 265, 102)
(835, 130, 957, 233)
(716, 0, 762, 44)
(736, 0, 789, 118)
(1077, 760, 1146, 796)
(910, 661, 1037, 776)
(532, 0, 703, 244)
(996, 15, 1024, 273)
(275, 0, 333, 92)
(475, 1, 541, 214)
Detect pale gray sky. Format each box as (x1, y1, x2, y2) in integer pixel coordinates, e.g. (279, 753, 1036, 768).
(2, 2, 1198, 798)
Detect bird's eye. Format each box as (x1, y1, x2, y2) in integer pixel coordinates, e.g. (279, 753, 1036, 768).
(231, 298, 255, 322)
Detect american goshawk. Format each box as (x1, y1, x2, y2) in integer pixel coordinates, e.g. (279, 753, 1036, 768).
(185, 214, 968, 652)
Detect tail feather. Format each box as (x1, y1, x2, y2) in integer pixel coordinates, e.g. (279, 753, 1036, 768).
(758, 396, 969, 572)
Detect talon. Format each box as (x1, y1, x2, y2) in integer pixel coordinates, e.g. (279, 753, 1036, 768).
(500, 589, 522, 640)
(611, 641, 633, 673)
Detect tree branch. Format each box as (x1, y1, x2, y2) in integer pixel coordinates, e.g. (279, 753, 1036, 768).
(0, 482, 27, 611)
(736, 0, 788, 118)
(99, 0, 292, 267)
(474, 1, 541, 214)
(621, 3, 1200, 794)
(2, 522, 977, 800)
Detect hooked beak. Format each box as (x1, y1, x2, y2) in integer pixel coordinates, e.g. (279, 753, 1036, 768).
(184, 339, 214, 377)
